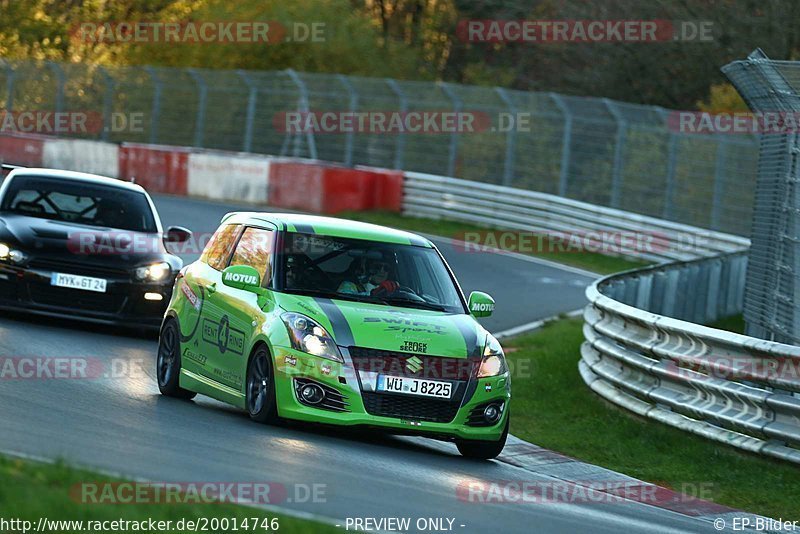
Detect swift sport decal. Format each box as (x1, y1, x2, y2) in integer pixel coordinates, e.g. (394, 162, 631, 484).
(363, 316, 447, 336)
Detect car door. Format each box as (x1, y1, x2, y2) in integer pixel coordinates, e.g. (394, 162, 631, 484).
(202, 225, 276, 392)
(180, 223, 241, 380)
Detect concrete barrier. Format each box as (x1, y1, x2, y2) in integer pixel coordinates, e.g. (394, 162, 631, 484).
(43, 139, 119, 178)
(118, 143, 191, 195)
(188, 152, 270, 204)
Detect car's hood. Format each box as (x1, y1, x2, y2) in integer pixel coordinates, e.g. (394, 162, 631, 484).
(278, 294, 486, 359)
(0, 213, 170, 266)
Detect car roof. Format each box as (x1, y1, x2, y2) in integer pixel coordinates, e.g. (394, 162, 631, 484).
(6, 168, 146, 193)
(222, 212, 433, 247)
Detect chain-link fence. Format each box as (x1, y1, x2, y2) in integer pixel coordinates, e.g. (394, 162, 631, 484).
(0, 58, 758, 236)
(724, 49, 800, 345)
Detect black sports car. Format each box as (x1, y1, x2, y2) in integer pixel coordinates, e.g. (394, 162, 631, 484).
(0, 167, 191, 330)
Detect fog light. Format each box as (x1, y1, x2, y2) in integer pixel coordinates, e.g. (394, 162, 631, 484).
(483, 404, 502, 424)
(144, 292, 163, 301)
(300, 383, 325, 405)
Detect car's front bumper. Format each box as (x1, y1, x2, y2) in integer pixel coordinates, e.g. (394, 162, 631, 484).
(271, 346, 511, 442)
(0, 263, 173, 329)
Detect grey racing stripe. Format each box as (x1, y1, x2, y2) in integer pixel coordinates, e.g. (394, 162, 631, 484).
(451, 315, 483, 359)
(293, 223, 315, 234)
(313, 298, 355, 347)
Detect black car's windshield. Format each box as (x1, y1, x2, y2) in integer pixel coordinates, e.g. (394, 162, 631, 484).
(0, 175, 158, 233)
(280, 232, 465, 313)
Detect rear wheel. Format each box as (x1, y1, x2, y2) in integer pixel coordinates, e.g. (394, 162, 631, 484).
(156, 320, 196, 400)
(246, 345, 279, 424)
(456, 417, 509, 460)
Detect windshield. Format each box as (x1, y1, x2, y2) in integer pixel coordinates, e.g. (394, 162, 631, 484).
(0, 175, 158, 233)
(279, 232, 465, 313)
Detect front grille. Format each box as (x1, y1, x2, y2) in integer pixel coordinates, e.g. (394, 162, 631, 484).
(28, 285, 126, 314)
(361, 392, 461, 423)
(294, 378, 350, 412)
(28, 258, 129, 279)
(348, 346, 478, 380)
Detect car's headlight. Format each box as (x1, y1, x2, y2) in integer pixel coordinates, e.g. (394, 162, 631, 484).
(281, 312, 343, 363)
(0, 242, 28, 264)
(134, 261, 171, 282)
(478, 334, 508, 378)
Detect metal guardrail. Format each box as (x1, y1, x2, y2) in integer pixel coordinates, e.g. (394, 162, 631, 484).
(580, 251, 800, 464)
(403, 172, 749, 263)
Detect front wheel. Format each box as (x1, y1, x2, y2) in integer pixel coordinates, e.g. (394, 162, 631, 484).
(246, 346, 279, 424)
(456, 417, 509, 460)
(156, 320, 197, 400)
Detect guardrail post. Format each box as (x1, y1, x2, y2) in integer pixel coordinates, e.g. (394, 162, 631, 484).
(710, 138, 729, 230)
(386, 79, 407, 170)
(47, 61, 65, 117)
(602, 99, 627, 208)
(494, 87, 517, 186)
(97, 66, 115, 141)
(236, 70, 257, 153)
(144, 66, 162, 144)
(187, 68, 208, 147)
(3, 62, 15, 113)
(285, 69, 318, 160)
(549, 93, 573, 197)
(440, 83, 461, 177)
(337, 74, 358, 167)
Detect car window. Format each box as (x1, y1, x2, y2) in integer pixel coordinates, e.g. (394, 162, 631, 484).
(229, 227, 275, 287)
(200, 224, 240, 271)
(0, 175, 157, 233)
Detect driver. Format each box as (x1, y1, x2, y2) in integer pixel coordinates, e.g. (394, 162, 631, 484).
(338, 257, 399, 296)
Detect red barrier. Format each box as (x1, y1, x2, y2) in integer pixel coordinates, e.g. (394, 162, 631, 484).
(0, 133, 46, 167)
(269, 161, 403, 214)
(118, 143, 190, 195)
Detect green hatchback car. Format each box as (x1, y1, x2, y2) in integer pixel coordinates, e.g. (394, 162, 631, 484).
(157, 212, 510, 459)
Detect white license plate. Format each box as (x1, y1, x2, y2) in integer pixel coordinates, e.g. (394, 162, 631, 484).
(377, 375, 452, 399)
(50, 272, 107, 293)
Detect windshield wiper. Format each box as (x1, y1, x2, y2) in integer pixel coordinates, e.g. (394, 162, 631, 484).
(382, 297, 448, 312)
(282, 288, 379, 304)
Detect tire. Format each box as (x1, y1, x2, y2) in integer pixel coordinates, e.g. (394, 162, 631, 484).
(456, 417, 509, 460)
(156, 320, 197, 400)
(246, 345, 279, 424)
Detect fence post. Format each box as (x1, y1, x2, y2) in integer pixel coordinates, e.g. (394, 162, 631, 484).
(144, 66, 162, 144)
(96, 66, 115, 142)
(236, 70, 257, 153)
(440, 82, 461, 177)
(710, 137, 729, 230)
(494, 87, 517, 186)
(602, 98, 627, 208)
(285, 69, 317, 160)
(657, 108, 677, 219)
(549, 93, 573, 197)
(47, 61, 65, 116)
(386, 79, 407, 170)
(3, 62, 15, 112)
(337, 74, 358, 167)
(187, 68, 208, 148)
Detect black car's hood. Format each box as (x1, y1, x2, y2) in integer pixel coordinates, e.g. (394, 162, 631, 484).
(0, 213, 174, 268)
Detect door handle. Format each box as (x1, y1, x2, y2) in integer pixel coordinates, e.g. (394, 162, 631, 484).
(205, 282, 217, 295)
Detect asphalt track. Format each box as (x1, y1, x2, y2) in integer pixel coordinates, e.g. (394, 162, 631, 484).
(0, 195, 738, 533)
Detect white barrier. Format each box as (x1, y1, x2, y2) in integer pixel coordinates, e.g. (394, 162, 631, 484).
(42, 139, 119, 178)
(187, 152, 270, 203)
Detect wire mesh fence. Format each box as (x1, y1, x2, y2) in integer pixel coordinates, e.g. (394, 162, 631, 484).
(723, 49, 800, 345)
(0, 58, 758, 236)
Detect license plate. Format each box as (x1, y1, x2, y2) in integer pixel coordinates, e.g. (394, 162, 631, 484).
(50, 272, 107, 293)
(377, 375, 452, 399)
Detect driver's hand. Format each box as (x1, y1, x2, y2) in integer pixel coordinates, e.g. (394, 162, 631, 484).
(371, 280, 399, 296)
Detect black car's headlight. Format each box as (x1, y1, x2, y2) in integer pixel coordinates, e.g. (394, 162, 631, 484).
(281, 312, 343, 363)
(478, 334, 508, 378)
(133, 261, 171, 282)
(0, 242, 28, 264)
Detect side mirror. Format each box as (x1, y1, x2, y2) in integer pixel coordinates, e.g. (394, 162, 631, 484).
(468, 291, 495, 318)
(222, 265, 262, 292)
(165, 226, 192, 243)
